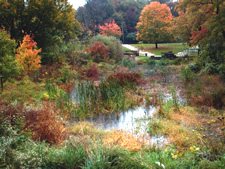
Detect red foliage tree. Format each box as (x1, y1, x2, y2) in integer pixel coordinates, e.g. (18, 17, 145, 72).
(191, 27, 208, 45)
(99, 19, 122, 38)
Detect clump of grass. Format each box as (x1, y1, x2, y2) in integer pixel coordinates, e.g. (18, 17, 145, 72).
(170, 84, 180, 112)
(103, 130, 143, 152)
(148, 117, 198, 149)
(69, 121, 106, 140)
(74, 80, 126, 116)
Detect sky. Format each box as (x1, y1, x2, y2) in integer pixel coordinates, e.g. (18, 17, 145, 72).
(68, 0, 86, 9)
(68, 0, 179, 9)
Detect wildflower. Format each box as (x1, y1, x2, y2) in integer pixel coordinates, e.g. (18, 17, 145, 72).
(43, 93, 49, 100)
(171, 153, 178, 159)
(190, 146, 199, 152)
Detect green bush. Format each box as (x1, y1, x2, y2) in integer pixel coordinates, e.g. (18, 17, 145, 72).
(65, 41, 89, 66)
(120, 59, 136, 69)
(58, 63, 76, 84)
(91, 35, 123, 62)
(147, 59, 172, 66)
(0, 76, 43, 102)
(180, 66, 195, 84)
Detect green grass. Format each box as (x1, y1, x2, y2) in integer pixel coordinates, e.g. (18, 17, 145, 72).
(132, 43, 189, 55)
(122, 46, 133, 52)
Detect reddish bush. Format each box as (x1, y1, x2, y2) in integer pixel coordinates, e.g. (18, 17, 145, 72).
(86, 64, 100, 81)
(25, 104, 66, 144)
(107, 72, 146, 86)
(0, 101, 66, 145)
(86, 41, 110, 62)
(188, 75, 225, 109)
(31, 63, 61, 82)
(0, 100, 25, 128)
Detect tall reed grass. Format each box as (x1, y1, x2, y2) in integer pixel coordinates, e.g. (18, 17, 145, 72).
(73, 80, 126, 117)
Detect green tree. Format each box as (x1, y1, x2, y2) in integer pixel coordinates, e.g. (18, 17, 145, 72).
(136, 1, 173, 48)
(0, 29, 20, 91)
(76, 0, 114, 33)
(76, 0, 150, 43)
(0, 0, 80, 55)
(174, 0, 225, 74)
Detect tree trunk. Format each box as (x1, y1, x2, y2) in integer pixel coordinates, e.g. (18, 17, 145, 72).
(155, 43, 158, 49)
(0, 77, 3, 92)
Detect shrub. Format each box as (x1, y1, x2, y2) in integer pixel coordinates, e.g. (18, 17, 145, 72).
(25, 104, 66, 144)
(0, 76, 42, 103)
(120, 59, 136, 69)
(90, 35, 123, 62)
(180, 66, 195, 84)
(186, 75, 225, 108)
(65, 41, 89, 66)
(85, 64, 100, 81)
(0, 101, 25, 133)
(58, 63, 76, 84)
(107, 72, 144, 87)
(86, 41, 110, 62)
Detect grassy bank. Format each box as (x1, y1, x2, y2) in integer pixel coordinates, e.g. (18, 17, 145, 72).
(132, 43, 189, 55)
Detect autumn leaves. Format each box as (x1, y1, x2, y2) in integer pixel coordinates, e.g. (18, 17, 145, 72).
(16, 34, 41, 76)
(136, 1, 173, 48)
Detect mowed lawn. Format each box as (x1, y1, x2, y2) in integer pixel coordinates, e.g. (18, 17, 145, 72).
(122, 46, 133, 52)
(131, 43, 189, 55)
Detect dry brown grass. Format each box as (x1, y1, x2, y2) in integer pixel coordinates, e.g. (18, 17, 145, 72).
(25, 103, 67, 144)
(103, 130, 143, 152)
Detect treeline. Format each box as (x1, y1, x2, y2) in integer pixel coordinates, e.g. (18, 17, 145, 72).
(76, 0, 178, 43)
(0, 0, 81, 63)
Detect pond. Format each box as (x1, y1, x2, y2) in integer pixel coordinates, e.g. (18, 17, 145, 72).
(70, 86, 172, 146)
(87, 106, 168, 145)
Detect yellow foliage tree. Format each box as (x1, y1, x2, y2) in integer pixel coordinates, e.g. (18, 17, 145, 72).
(16, 34, 41, 75)
(136, 1, 173, 48)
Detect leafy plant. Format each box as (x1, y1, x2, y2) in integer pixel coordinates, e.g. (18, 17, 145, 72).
(180, 66, 195, 84)
(58, 63, 76, 84)
(86, 41, 110, 62)
(91, 35, 123, 62)
(16, 34, 41, 75)
(120, 59, 137, 69)
(85, 64, 100, 81)
(0, 29, 20, 91)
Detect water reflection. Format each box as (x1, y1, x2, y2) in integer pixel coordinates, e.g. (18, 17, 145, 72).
(86, 106, 168, 146)
(88, 106, 155, 131)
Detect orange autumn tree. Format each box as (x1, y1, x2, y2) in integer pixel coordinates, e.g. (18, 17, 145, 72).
(16, 34, 41, 75)
(99, 19, 122, 39)
(136, 1, 173, 48)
